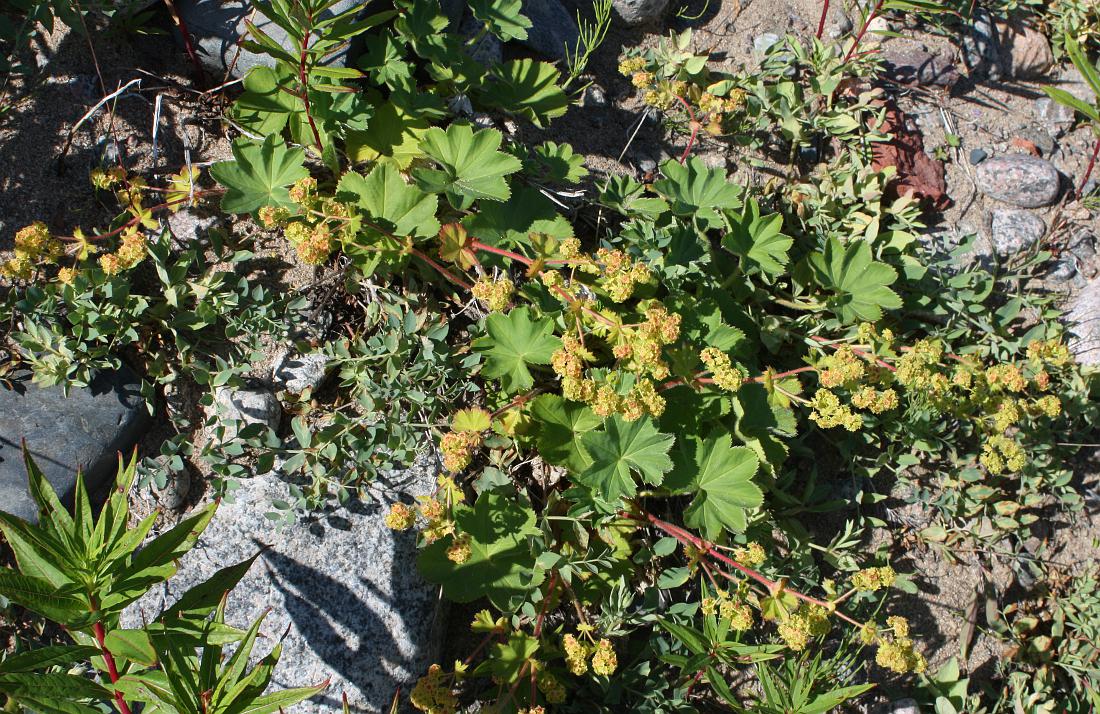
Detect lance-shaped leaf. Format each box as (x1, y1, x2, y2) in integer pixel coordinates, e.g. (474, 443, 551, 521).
(210, 135, 310, 214)
(472, 307, 560, 393)
(413, 124, 522, 204)
(578, 416, 675, 503)
(336, 163, 440, 238)
(808, 236, 902, 323)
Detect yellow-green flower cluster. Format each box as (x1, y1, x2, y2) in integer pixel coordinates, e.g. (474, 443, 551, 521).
(284, 221, 333, 265)
(777, 605, 831, 651)
(2, 222, 64, 279)
(258, 205, 292, 228)
(733, 542, 766, 567)
(591, 639, 617, 676)
(980, 434, 1026, 474)
(701, 590, 754, 631)
(895, 339, 948, 394)
(101, 229, 147, 276)
(1027, 339, 1070, 368)
(446, 535, 471, 564)
(850, 387, 899, 414)
(809, 389, 862, 431)
(472, 276, 515, 312)
(536, 671, 566, 704)
(874, 617, 926, 674)
(592, 248, 651, 302)
(563, 634, 588, 675)
(700, 348, 747, 393)
(617, 56, 647, 75)
(409, 664, 458, 714)
(851, 566, 896, 592)
(385, 502, 416, 531)
(440, 430, 482, 473)
(819, 346, 866, 388)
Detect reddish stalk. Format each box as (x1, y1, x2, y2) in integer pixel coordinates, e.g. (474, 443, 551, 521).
(659, 364, 818, 392)
(632, 511, 865, 628)
(1076, 137, 1100, 200)
(551, 286, 619, 328)
(55, 191, 218, 246)
(810, 335, 896, 372)
(162, 0, 205, 79)
(297, 13, 325, 154)
(490, 389, 544, 419)
(93, 621, 133, 714)
(842, 0, 886, 64)
(815, 0, 831, 39)
(672, 95, 700, 164)
(410, 248, 473, 290)
(471, 240, 533, 266)
(684, 667, 708, 698)
(534, 572, 559, 637)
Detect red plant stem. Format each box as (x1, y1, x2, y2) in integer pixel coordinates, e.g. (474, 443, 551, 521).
(93, 621, 133, 714)
(162, 0, 204, 79)
(470, 240, 533, 266)
(534, 572, 559, 637)
(1077, 137, 1100, 200)
(55, 191, 219, 245)
(672, 95, 700, 164)
(298, 13, 325, 154)
(815, 0, 831, 39)
(632, 511, 865, 628)
(810, 335, 896, 372)
(842, 0, 885, 64)
(551, 286, 618, 328)
(684, 667, 707, 698)
(490, 389, 544, 419)
(410, 248, 473, 290)
(461, 630, 503, 667)
(659, 364, 818, 392)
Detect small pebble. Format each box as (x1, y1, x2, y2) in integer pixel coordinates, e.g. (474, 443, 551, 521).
(976, 154, 1061, 208)
(969, 148, 989, 165)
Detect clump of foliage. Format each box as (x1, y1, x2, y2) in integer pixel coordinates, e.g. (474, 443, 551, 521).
(1, 0, 1099, 712)
(0, 450, 323, 712)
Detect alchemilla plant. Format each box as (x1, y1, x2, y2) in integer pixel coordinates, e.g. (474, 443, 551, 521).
(1, 0, 1099, 712)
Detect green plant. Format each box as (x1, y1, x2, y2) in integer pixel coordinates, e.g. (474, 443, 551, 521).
(1041, 35, 1100, 199)
(0, 449, 323, 712)
(3, 229, 301, 403)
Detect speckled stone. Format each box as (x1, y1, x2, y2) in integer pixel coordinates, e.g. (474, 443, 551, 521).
(0, 366, 149, 523)
(122, 457, 445, 713)
(612, 0, 669, 26)
(517, 0, 579, 61)
(272, 350, 330, 395)
(989, 209, 1046, 256)
(976, 155, 1061, 208)
(1067, 279, 1100, 365)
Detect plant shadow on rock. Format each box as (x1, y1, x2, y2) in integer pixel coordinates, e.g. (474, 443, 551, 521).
(259, 467, 442, 711)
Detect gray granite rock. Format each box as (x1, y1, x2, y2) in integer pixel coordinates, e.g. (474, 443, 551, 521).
(166, 210, 219, 249)
(177, 0, 361, 77)
(976, 155, 1061, 208)
(961, 9, 1001, 80)
(207, 386, 281, 440)
(612, 0, 669, 26)
(1067, 278, 1100, 365)
(881, 46, 959, 88)
(891, 699, 921, 714)
(136, 455, 192, 511)
(0, 366, 149, 523)
(1036, 67, 1093, 130)
(459, 11, 503, 66)
(998, 19, 1053, 79)
(989, 209, 1045, 256)
(272, 350, 329, 394)
(122, 459, 445, 713)
(581, 82, 608, 108)
(517, 0, 579, 61)
(754, 33, 781, 55)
